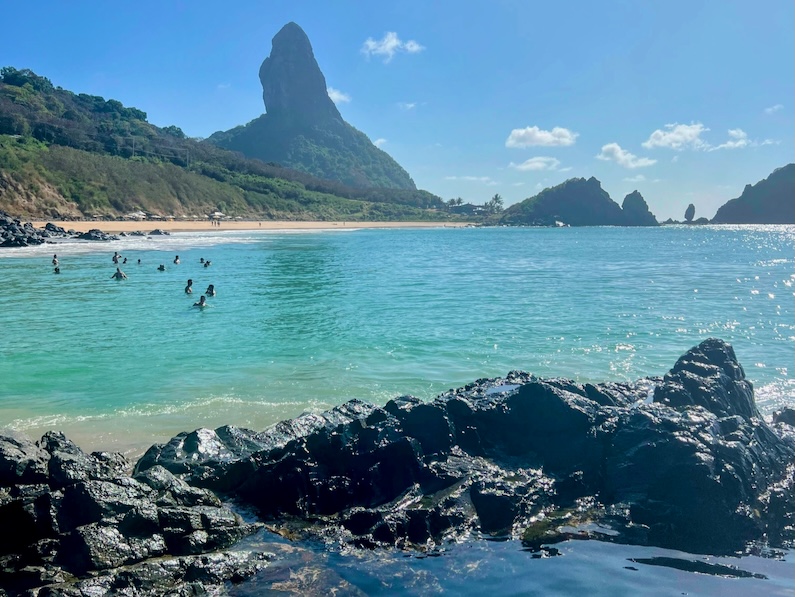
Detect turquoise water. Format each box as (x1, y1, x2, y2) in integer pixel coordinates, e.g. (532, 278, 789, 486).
(0, 225, 793, 455)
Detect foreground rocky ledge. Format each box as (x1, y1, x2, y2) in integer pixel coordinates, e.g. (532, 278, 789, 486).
(2, 339, 794, 594)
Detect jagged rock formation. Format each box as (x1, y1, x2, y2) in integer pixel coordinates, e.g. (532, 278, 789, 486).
(208, 23, 416, 190)
(136, 339, 794, 556)
(0, 432, 265, 595)
(712, 164, 795, 224)
(621, 190, 659, 226)
(0, 210, 118, 247)
(499, 177, 658, 226)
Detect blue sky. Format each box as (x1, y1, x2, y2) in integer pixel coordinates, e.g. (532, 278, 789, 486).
(1, 0, 792, 220)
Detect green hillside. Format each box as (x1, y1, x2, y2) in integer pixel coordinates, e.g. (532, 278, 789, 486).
(0, 67, 447, 220)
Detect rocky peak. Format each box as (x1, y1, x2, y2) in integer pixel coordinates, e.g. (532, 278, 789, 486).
(621, 190, 658, 226)
(259, 22, 341, 125)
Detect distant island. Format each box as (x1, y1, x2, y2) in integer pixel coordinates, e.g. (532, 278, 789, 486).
(208, 23, 416, 191)
(499, 176, 659, 226)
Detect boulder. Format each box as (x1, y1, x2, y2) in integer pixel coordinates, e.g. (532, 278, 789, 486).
(0, 431, 261, 595)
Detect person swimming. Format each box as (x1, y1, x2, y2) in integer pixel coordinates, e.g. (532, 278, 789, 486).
(111, 267, 127, 280)
(205, 284, 216, 296)
(157, 264, 166, 271)
(193, 295, 207, 307)
(112, 252, 120, 264)
(52, 254, 59, 266)
(137, 259, 141, 265)
(200, 258, 205, 264)
(122, 257, 128, 264)
(185, 279, 193, 294)
(53, 266, 60, 274)
(203, 260, 211, 268)
(174, 255, 180, 265)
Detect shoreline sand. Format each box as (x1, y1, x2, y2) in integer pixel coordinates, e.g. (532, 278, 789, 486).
(31, 220, 471, 234)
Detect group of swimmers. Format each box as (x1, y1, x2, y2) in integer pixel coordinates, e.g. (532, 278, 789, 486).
(185, 278, 215, 307)
(52, 251, 216, 309)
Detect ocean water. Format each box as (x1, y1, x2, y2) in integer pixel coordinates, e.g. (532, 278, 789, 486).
(2, 224, 794, 594)
(0, 225, 793, 456)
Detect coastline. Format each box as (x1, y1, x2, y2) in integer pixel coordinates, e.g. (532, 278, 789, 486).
(30, 219, 470, 234)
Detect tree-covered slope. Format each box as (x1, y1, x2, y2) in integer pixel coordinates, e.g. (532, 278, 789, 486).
(0, 67, 445, 219)
(711, 164, 795, 224)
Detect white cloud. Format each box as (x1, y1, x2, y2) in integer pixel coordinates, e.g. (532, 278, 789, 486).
(596, 143, 656, 169)
(709, 128, 749, 151)
(764, 104, 783, 114)
(216, 83, 231, 90)
(623, 174, 646, 183)
(398, 102, 417, 111)
(509, 156, 561, 171)
(327, 87, 351, 104)
(373, 138, 387, 148)
(642, 123, 709, 150)
(512, 182, 525, 187)
(505, 126, 578, 148)
(671, 155, 679, 163)
(445, 175, 498, 185)
(361, 32, 425, 63)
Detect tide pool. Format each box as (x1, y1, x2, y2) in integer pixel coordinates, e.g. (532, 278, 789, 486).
(0, 225, 792, 456)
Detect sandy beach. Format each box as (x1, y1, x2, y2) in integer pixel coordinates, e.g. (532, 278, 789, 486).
(31, 219, 470, 234)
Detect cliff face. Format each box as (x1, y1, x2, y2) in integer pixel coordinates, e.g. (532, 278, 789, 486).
(208, 23, 416, 191)
(712, 164, 795, 224)
(258, 22, 341, 126)
(621, 190, 658, 226)
(500, 177, 658, 226)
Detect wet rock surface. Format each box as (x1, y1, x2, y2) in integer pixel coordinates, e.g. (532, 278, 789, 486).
(0, 433, 264, 596)
(138, 338, 795, 557)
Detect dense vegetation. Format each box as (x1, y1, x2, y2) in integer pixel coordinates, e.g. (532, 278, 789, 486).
(0, 67, 448, 220)
(208, 115, 417, 191)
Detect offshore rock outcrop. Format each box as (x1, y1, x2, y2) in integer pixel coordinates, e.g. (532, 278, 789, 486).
(621, 190, 659, 226)
(208, 23, 416, 190)
(137, 339, 794, 556)
(499, 178, 659, 226)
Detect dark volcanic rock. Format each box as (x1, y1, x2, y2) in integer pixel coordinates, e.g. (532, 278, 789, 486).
(773, 407, 795, 427)
(652, 337, 759, 419)
(0, 210, 119, 248)
(0, 432, 261, 595)
(137, 338, 794, 557)
(621, 190, 659, 226)
(76, 228, 118, 241)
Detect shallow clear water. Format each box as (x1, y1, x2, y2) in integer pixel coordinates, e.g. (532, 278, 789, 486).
(227, 529, 795, 596)
(0, 225, 793, 455)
